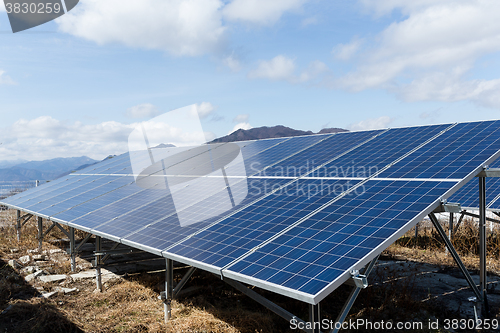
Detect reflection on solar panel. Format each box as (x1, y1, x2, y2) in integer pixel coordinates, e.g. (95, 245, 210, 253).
(2, 120, 500, 306)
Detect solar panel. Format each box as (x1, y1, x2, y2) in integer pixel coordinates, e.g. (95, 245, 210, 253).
(3, 120, 500, 307)
(449, 158, 500, 210)
(379, 121, 500, 179)
(223, 179, 454, 302)
(165, 179, 360, 271)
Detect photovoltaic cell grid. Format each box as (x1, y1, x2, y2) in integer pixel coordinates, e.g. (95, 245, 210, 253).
(2, 120, 500, 305)
(165, 179, 360, 270)
(449, 159, 500, 210)
(306, 124, 450, 178)
(379, 121, 500, 179)
(224, 179, 454, 300)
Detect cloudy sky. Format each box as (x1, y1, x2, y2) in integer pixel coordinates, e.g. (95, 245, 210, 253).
(1, 0, 500, 161)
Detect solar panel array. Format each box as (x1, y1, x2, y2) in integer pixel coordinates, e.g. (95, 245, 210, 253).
(3, 120, 500, 304)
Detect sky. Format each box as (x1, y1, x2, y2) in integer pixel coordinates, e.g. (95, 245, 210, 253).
(1, 0, 500, 161)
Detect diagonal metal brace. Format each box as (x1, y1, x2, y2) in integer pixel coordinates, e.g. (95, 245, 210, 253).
(428, 213, 483, 301)
(173, 267, 197, 298)
(20, 214, 33, 227)
(462, 211, 500, 224)
(330, 254, 379, 333)
(76, 233, 92, 251)
(42, 221, 70, 239)
(223, 278, 312, 333)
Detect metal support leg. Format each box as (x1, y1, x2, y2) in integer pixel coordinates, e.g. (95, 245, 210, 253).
(95, 235, 102, 292)
(164, 258, 174, 322)
(414, 222, 418, 240)
(69, 227, 76, 272)
(429, 213, 483, 301)
(16, 210, 21, 242)
(37, 216, 43, 251)
(331, 255, 379, 333)
(309, 303, 321, 333)
(449, 212, 454, 240)
(479, 177, 490, 317)
(446, 212, 454, 255)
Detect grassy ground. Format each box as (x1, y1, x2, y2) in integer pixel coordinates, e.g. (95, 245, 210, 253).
(0, 210, 499, 332)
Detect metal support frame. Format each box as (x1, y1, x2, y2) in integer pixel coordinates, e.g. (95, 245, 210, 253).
(16, 210, 20, 241)
(461, 210, 500, 224)
(331, 255, 379, 333)
(449, 212, 454, 240)
(164, 258, 174, 322)
(69, 227, 76, 272)
(76, 232, 92, 251)
(309, 303, 321, 333)
(428, 213, 483, 301)
(414, 222, 418, 239)
(173, 267, 196, 297)
(453, 211, 466, 235)
(16, 212, 33, 241)
(37, 216, 43, 251)
(95, 235, 102, 292)
(223, 278, 312, 333)
(478, 177, 490, 317)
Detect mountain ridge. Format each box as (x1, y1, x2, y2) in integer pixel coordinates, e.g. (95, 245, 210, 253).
(210, 125, 348, 143)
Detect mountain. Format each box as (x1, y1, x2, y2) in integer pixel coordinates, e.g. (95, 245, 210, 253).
(0, 159, 29, 169)
(0, 156, 98, 182)
(210, 125, 348, 143)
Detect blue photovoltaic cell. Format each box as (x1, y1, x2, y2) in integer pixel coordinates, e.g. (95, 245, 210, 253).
(225, 179, 454, 296)
(124, 178, 291, 251)
(93, 175, 242, 238)
(51, 180, 144, 223)
(36, 176, 135, 217)
(379, 121, 500, 179)
(307, 124, 451, 178)
(232, 134, 334, 176)
(258, 130, 381, 177)
(165, 179, 360, 269)
(77, 153, 130, 175)
(0, 175, 73, 206)
(15, 176, 107, 211)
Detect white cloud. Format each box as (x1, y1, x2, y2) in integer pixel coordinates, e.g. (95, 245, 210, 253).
(229, 122, 252, 134)
(0, 1, 5, 12)
(0, 116, 210, 161)
(233, 114, 249, 123)
(334, 0, 500, 108)
(194, 102, 215, 118)
(223, 0, 307, 26)
(301, 16, 318, 27)
(57, 0, 226, 56)
(248, 55, 329, 83)
(332, 38, 363, 61)
(248, 55, 296, 81)
(126, 103, 160, 119)
(0, 70, 16, 85)
(296, 60, 329, 83)
(222, 54, 241, 72)
(347, 116, 393, 131)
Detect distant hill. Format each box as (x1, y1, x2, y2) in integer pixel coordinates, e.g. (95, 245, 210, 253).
(0, 156, 98, 182)
(211, 125, 348, 143)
